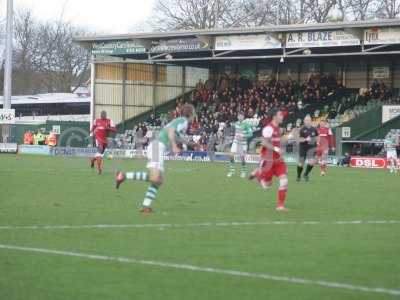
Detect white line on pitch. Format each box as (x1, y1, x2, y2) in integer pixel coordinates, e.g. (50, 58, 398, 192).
(0, 220, 399, 230)
(0, 243, 399, 297)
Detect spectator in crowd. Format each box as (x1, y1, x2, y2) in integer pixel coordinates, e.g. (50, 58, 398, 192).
(207, 132, 217, 161)
(118, 71, 396, 151)
(338, 152, 351, 167)
(34, 129, 46, 145)
(23, 130, 34, 145)
(146, 113, 161, 127)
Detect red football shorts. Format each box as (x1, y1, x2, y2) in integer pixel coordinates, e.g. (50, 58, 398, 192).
(258, 158, 287, 182)
(316, 147, 328, 158)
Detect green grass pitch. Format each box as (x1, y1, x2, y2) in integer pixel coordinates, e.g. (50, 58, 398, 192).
(0, 154, 399, 300)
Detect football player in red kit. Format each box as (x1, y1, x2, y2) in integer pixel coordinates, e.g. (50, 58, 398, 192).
(90, 111, 116, 174)
(317, 120, 335, 176)
(249, 109, 288, 212)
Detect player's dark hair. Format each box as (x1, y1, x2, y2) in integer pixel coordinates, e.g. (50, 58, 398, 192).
(268, 108, 280, 118)
(181, 103, 195, 118)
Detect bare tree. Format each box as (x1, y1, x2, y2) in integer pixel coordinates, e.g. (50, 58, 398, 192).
(151, 0, 239, 30)
(376, 0, 400, 18)
(345, 0, 376, 20)
(13, 9, 37, 94)
(150, 0, 352, 30)
(239, 0, 302, 26)
(35, 21, 90, 93)
(151, 0, 320, 29)
(302, 0, 337, 23)
(2, 8, 90, 95)
(336, 0, 349, 21)
(150, 0, 400, 31)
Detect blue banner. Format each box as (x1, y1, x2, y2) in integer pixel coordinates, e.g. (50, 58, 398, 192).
(19, 145, 50, 155)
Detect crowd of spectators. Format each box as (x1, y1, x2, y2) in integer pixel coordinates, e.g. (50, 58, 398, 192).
(117, 73, 398, 152)
(166, 73, 343, 151)
(23, 129, 57, 146)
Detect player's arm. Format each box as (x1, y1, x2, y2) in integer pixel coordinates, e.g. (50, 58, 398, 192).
(298, 133, 310, 143)
(296, 128, 310, 143)
(299, 137, 311, 143)
(329, 129, 335, 151)
(245, 125, 254, 138)
(262, 138, 281, 154)
(262, 126, 281, 154)
(176, 134, 197, 149)
(316, 133, 321, 146)
(166, 127, 181, 154)
(90, 122, 96, 134)
(310, 128, 318, 144)
(107, 120, 117, 133)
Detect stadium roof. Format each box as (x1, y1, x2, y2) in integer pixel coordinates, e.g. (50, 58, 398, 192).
(75, 19, 400, 42)
(73, 19, 400, 64)
(0, 93, 90, 105)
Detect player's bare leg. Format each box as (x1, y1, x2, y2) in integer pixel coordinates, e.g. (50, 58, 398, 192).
(92, 144, 106, 175)
(90, 157, 96, 169)
(320, 163, 327, 176)
(96, 156, 103, 175)
(319, 154, 327, 176)
(276, 175, 288, 211)
(90, 153, 103, 175)
(249, 168, 272, 190)
(90, 150, 100, 170)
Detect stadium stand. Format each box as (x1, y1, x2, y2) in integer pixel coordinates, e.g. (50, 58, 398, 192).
(113, 73, 399, 152)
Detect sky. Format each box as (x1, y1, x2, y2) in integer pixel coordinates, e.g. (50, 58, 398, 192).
(8, 0, 155, 34)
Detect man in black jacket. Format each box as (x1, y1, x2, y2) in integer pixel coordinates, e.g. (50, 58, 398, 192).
(296, 115, 318, 182)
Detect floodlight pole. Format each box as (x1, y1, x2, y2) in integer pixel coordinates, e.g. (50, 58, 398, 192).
(2, 0, 13, 143)
(3, 0, 13, 110)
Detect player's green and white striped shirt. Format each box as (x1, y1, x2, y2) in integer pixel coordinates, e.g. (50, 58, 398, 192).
(385, 135, 398, 150)
(233, 120, 253, 145)
(158, 117, 189, 149)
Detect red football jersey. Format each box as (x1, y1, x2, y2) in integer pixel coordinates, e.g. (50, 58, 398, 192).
(317, 126, 334, 149)
(261, 123, 282, 160)
(92, 118, 116, 144)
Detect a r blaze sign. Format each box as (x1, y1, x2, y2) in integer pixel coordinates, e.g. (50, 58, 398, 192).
(350, 157, 387, 168)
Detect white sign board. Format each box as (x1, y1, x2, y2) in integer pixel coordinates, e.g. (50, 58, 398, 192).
(0, 109, 15, 124)
(286, 30, 360, 48)
(342, 127, 351, 138)
(215, 34, 281, 50)
(373, 66, 390, 79)
(52, 125, 61, 134)
(364, 28, 400, 45)
(382, 105, 400, 123)
(0, 143, 18, 153)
